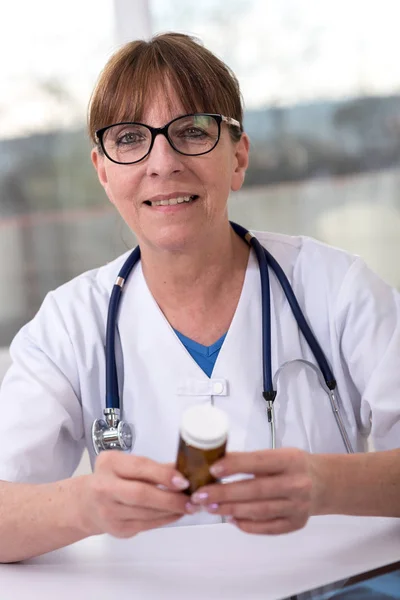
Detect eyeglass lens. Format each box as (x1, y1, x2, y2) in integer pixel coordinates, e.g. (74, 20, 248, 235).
(102, 114, 219, 163)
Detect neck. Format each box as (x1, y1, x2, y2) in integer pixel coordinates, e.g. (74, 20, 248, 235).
(141, 222, 248, 302)
(138, 222, 250, 343)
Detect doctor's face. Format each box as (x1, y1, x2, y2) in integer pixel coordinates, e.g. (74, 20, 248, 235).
(92, 86, 249, 253)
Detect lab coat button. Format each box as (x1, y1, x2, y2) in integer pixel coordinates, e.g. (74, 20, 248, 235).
(213, 382, 224, 394)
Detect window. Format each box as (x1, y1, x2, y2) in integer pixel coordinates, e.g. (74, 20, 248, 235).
(0, 0, 141, 346)
(150, 0, 400, 287)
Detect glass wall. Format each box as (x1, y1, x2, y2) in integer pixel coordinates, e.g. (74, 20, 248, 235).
(1, 0, 400, 348)
(0, 0, 137, 346)
(151, 0, 400, 287)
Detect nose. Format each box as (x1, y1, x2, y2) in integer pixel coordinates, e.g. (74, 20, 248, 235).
(144, 132, 185, 177)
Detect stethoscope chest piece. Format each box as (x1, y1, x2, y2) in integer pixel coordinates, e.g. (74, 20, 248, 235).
(92, 408, 134, 455)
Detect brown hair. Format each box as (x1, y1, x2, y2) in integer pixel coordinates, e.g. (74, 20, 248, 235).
(88, 32, 243, 145)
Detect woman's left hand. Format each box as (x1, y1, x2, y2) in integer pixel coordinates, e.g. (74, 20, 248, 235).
(188, 448, 319, 535)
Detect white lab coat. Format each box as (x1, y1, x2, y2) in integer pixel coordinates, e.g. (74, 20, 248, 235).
(0, 230, 399, 525)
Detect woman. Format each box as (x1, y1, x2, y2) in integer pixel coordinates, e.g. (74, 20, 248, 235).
(0, 33, 399, 563)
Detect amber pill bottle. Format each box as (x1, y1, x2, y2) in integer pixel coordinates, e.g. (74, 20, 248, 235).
(175, 404, 229, 495)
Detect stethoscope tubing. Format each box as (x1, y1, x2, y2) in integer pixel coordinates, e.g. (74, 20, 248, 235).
(101, 222, 354, 453)
(106, 246, 141, 410)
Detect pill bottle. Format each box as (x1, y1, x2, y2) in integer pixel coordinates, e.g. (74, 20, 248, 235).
(176, 404, 228, 495)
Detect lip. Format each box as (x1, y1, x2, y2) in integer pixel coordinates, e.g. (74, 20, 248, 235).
(144, 192, 198, 203)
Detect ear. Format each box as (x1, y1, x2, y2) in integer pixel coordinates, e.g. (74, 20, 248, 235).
(91, 148, 117, 206)
(231, 133, 250, 192)
(91, 147, 109, 188)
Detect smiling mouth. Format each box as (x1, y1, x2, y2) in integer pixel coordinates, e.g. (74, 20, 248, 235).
(144, 195, 199, 207)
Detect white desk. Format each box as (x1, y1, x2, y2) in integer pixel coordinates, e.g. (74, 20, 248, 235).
(1, 515, 400, 599)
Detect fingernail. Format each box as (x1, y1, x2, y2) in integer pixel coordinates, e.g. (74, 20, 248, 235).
(206, 503, 219, 513)
(210, 464, 225, 477)
(191, 491, 209, 504)
(185, 502, 202, 514)
(172, 475, 190, 490)
(226, 516, 236, 524)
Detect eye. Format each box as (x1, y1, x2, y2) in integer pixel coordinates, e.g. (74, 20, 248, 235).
(115, 130, 146, 145)
(178, 126, 209, 139)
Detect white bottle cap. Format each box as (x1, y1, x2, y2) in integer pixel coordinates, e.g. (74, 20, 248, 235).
(180, 404, 229, 450)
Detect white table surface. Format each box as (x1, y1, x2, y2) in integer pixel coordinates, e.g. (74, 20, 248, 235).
(1, 515, 400, 599)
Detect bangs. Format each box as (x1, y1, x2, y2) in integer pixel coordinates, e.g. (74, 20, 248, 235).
(107, 69, 206, 126)
(88, 34, 243, 142)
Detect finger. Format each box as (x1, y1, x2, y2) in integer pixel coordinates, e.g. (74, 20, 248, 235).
(210, 448, 306, 478)
(191, 474, 311, 505)
(95, 451, 189, 491)
(107, 514, 182, 539)
(100, 500, 181, 522)
(231, 515, 308, 535)
(205, 499, 294, 521)
(111, 479, 188, 514)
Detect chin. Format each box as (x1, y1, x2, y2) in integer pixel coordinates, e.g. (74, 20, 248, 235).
(140, 220, 202, 254)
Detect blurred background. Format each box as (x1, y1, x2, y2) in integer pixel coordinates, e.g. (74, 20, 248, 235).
(1, 0, 400, 349)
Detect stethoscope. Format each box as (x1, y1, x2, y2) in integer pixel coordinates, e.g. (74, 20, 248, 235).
(92, 221, 354, 455)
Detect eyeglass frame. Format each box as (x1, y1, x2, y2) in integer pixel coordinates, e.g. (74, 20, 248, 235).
(94, 113, 242, 165)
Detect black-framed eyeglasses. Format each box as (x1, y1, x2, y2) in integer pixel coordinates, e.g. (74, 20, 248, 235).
(95, 113, 241, 165)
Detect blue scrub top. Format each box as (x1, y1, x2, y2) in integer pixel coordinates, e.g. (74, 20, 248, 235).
(174, 330, 226, 378)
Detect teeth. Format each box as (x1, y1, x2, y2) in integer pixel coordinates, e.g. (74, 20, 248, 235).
(151, 196, 196, 206)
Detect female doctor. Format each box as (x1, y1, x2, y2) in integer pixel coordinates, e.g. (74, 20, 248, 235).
(0, 32, 400, 564)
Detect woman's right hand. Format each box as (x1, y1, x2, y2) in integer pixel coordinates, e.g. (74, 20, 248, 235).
(81, 451, 191, 538)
